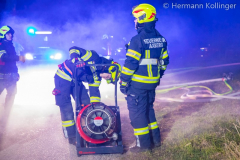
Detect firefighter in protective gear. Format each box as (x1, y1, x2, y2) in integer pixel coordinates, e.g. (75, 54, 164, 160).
(69, 46, 121, 103)
(53, 51, 92, 145)
(120, 4, 169, 152)
(53, 46, 121, 145)
(0, 25, 25, 124)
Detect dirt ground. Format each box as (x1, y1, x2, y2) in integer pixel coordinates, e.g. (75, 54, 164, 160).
(0, 64, 240, 160)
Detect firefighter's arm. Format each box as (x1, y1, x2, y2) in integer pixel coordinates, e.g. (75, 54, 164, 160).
(80, 49, 100, 63)
(160, 43, 169, 78)
(120, 36, 141, 86)
(0, 48, 19, 62)
(73, 60, 94, 83)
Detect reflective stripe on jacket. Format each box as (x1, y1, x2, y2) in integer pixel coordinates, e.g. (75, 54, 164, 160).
(120, 21, 169, 90)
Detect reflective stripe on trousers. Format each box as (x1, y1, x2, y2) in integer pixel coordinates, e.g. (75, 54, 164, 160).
(90, 96, 100, 102)
(134, 126, 149, 136)
(62, 120, 75, 127)
(148, 121, 158, 130)
(89, 81, 101, 87)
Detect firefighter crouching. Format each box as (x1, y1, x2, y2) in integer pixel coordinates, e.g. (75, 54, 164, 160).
(53, 46, 121, 145)
(120, 4, 169, 153)
(0, 26, 25, 124)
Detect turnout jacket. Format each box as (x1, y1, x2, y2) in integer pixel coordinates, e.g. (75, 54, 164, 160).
(56, 47, 119, 103)
(0, 40, 19, 74)
(120, 21, 169, 90)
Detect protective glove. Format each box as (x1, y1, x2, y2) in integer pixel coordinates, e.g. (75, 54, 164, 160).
(160, 70, 165, 79)
(75, 60, 86, 68)
(120, 85, 128, 95)
(120, 81, 128, 95)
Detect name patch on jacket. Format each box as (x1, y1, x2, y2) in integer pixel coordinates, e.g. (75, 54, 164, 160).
(143, 38, 165, 49)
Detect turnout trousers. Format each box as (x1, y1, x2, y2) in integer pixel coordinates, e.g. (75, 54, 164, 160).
(126, 85, 160, 149)
(54, 75, 90, 138)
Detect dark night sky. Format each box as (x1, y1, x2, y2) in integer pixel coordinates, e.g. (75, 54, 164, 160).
(0, 0, 240, 67)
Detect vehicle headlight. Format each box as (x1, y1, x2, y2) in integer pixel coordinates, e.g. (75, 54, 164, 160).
(25, 53, 34, 60)
(54, 53, 62, 59)
(50, 53, 62, 60)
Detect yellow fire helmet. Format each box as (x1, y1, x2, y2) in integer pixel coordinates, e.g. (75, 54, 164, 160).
(0, 26, 14, 39)
(132, 4, 156, 23)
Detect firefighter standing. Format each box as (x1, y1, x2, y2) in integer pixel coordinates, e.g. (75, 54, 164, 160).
(53, 46, 121, 145)
(0, 26, 25, 123)
(120, 4, 169, 152)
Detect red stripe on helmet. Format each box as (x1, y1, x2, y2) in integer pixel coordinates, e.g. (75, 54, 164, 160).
(133, 9, 144, 13)
(148, 13, 156, 19)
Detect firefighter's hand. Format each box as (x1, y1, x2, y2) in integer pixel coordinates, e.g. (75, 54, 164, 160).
(160, 70, 165, 79)
(19, 56, 25, 63)
(76, 61, 85, 68)
(120, 80, 128, 95)
(100, 73, 111, 80)
(120, 85, 128, 95)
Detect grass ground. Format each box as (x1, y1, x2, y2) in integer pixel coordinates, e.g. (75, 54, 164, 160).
(123, 113, 240, 160)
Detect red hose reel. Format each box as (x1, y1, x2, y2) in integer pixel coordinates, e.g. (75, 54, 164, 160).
(76, 102, 117, 144)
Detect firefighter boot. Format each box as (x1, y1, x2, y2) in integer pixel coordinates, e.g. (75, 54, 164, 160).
(68, 137, 76, 146)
